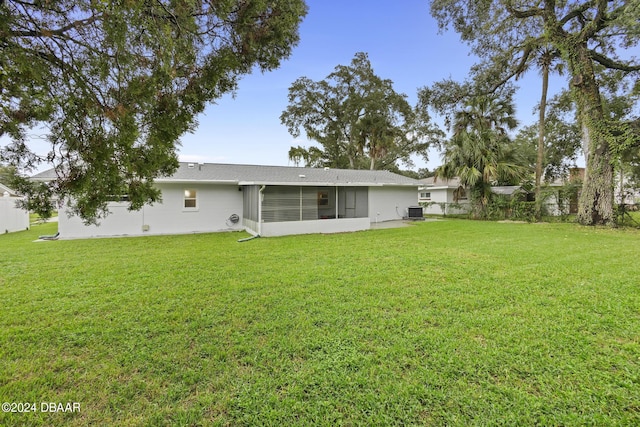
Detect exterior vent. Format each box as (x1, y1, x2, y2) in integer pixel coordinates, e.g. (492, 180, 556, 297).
(187, 163, 195, 169)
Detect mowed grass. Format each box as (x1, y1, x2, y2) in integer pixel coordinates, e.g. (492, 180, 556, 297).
(1, 220, 639, 426)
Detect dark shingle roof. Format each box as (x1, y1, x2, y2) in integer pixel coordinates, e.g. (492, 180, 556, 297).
(32, 163, 422, 187)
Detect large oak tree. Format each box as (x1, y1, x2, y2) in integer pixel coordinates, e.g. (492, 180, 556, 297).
(0, 0, 307, 222)
(428, 0, 640, 225)
(281, 52, 441, 170)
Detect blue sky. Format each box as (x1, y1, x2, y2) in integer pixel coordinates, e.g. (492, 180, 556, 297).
(12, 0, 569, 173)
(178, 0, 568, 171)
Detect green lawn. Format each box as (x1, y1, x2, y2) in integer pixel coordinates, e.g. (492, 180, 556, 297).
(1, 221, 639, 426)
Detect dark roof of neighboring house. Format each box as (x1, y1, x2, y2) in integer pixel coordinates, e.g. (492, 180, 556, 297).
(32, 162, 422, 187)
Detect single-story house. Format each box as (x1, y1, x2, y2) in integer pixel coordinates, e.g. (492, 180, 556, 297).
(32, 162, 422, 238)
(0, 183, 30, 234)
(418, 176, 470, 215)
(418, 177, 539, 216)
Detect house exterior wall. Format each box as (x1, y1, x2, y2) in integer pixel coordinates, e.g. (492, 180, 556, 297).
(57, 182, 421, 239)
(143, 183, 243, 234)
(420, 187, 450, 214)
(369, 186, 418, 222)
(420, 187, 470, 215)
(59, 183, 243, 238)
(0, 196, 29, 233)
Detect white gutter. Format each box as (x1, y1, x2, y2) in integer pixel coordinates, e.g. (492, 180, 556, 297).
(154, 179, 239, 184)
(238, 181, 418, 187)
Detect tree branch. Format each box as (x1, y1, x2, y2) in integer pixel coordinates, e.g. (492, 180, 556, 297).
(580, 0, 610, 41)
(10, 14, 102, 38)
(504, 1, 544, 19)
(589, 50, 640, 72)
(559, 0, 597, 26)
(484, 41, 539, 94)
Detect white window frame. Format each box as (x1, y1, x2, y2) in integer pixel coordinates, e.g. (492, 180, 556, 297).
(183, 189, 198, 210)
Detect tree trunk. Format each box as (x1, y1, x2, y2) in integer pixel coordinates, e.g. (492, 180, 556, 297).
(348, 153, 355, 169)
(535, 62, 549, 220)
(570, 44, 615, 226)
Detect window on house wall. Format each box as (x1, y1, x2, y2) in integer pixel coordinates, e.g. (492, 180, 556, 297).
(184, 189, 197, 208)
(420, 192, 431, 200)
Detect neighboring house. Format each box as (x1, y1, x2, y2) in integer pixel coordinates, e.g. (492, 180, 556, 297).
(32, 162, 422, 238)
(540, 168, 585, 216)
(418, 176, 470, 215)
(418, 177, 535, 216)
(614, 170, 640, 206)
(0, 183, 30, 234)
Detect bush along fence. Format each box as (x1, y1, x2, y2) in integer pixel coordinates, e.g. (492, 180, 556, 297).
(421, 199, 565, 222)
(419, 184, 578, 223)
(421, 182, 639, 227)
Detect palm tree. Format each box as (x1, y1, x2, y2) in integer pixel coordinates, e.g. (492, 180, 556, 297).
(436, 94, 528, 217)
(534, 47, 563, 219)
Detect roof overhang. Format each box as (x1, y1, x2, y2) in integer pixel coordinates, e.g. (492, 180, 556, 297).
(420, 185, 459, 190)
(155, 179, 419, 187)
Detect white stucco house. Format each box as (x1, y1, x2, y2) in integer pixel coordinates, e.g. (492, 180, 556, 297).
(0, 183, 30, 234)
(32, 162, 422, 239)
(419, 174, 588, 218)
(418, 176, 470, 215)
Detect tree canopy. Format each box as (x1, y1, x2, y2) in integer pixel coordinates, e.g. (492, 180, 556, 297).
(0, 0, 307, 222)
(512, 97, 582, 183)
(428, 0, 640, 225)
(281, 52, 441, 170)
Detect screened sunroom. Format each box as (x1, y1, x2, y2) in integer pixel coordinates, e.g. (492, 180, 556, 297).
(242, 185, 370, 237)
